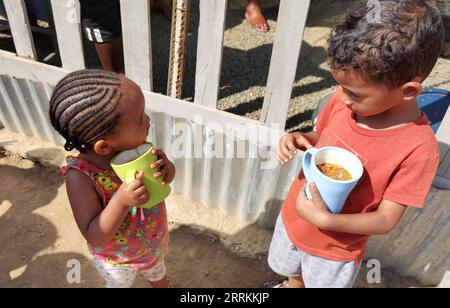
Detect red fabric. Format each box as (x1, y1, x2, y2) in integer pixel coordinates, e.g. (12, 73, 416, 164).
(281, 87, 439, 263)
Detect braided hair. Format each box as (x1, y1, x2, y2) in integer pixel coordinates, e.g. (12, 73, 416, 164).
(49, 69, 123, 153)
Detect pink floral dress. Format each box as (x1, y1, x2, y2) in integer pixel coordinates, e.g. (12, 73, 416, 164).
(61, 156, 168, 270)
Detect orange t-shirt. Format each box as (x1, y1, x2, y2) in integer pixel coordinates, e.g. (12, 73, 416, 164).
(281, 87, 439, 263)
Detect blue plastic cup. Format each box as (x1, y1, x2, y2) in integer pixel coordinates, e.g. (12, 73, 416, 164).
(302, 147, 364, 213)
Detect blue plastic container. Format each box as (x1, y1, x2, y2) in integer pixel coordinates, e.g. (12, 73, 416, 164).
(0, 1, 5, 16)
(0, 0, 50, 22)
(26, 0, 50, 22)
(418, 88, 450, 133)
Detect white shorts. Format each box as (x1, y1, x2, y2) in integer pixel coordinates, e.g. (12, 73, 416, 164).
(95, 259, 167, 288)
(268, 215, 360, 288)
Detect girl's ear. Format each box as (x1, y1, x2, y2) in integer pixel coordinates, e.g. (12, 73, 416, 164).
(401, 79, 422, 102)
(93, 139, 113, 156)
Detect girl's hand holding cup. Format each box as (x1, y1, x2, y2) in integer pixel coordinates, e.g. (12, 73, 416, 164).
(115, 171, 150, 207)
(151, 148, 176, 186)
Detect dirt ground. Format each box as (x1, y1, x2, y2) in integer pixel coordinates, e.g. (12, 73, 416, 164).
(0, 152, 281, 288)
(0, 151, 423, 288)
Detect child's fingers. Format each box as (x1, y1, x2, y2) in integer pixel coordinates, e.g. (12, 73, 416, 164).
(279, 144, 294, 163)
(296, 135, 313, 150)
(134, 185, 148, 196)
(127, 172, 145, 190)
(154, 169, 167, 179)
(162, 164, 176, 185)
(151, 159, 166, 169)
(285, 138, 298, 154)
(137, 193, 150, 204)
(277, 145, 289, 164)
(152, 148, 167, 159)
(276, 146, 286, 163)
(135, 171, 145, 180)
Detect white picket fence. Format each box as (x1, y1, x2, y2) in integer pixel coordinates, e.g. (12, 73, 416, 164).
(0, 0, 449, 286)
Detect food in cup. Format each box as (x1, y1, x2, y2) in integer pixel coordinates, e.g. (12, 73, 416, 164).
(318, 163, 353, 181)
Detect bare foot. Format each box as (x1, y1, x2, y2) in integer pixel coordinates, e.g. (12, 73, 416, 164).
(149, 275, 169, 288)
(245, 0, 269, 32)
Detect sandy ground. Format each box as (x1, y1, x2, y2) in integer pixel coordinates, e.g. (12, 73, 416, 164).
(0, 152, 279, 288)
(0, 149, 423, 288)
(0, 152, 281, 288)
(0, 0, 449, 133)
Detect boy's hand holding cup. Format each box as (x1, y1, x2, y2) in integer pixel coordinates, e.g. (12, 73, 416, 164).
(277, 132, 313, 164)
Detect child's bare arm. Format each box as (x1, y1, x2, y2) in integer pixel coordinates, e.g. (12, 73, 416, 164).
(320, 199, 407, 235)
(296, 183, 407, 235)
(65, 170, 149, 246)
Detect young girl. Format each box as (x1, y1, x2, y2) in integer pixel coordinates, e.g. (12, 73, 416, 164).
(49, 69, 176, 288)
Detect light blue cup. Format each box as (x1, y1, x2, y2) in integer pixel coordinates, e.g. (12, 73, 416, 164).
(302, 146, 364, 213)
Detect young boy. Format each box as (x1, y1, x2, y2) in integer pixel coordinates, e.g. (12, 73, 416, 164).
(266, 0, 444, 288)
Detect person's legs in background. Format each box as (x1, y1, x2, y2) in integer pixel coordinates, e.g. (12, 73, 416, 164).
(245, 0, 269, 32)
(94, 38, 124, 73)
(80, 0, 124, 73)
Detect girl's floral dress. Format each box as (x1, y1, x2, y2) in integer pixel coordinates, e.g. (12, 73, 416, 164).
(61, 156, 168, 270)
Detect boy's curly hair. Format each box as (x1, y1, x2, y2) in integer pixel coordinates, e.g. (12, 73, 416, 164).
(328, 0, 445, 87)
(49, 70, 123, 153)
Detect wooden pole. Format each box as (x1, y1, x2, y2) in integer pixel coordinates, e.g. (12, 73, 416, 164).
(167, 0, 191, 98)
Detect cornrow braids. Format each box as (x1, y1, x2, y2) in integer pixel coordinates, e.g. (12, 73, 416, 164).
(49, 69, 123, 153)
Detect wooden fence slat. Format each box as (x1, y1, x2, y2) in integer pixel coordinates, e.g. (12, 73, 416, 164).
(50, 0, 85, 70)
(0, 48, 270, 137)
(3, 0, 37, 60)
(194, 0, 227, 108)
(120, 0, 153, 91)
(260, 0, 311, 129)
(0, 49, 70, 85)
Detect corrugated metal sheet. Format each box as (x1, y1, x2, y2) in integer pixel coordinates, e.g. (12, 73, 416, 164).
(0, 75, 299, 227)
(0, 75, 63, 144)
(0, 75, 449, 286)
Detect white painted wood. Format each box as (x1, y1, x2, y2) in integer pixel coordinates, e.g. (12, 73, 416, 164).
(0, 46, 284, 146)
(120, 0, 153, 91)
(143, 92, 284, 149)
(50, 0, 85, 70)
(0, 50, 70, 85)
(260, 0, 311, 128)
(145, 91, 259, 127)
(3, 0, 37, 60)
(194, 0, 227, 108)
(0, 49, 262, 130)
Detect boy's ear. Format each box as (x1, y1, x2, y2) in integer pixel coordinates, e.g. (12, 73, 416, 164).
(401, 79, 422, 102)
(93, 139, 113, 156)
